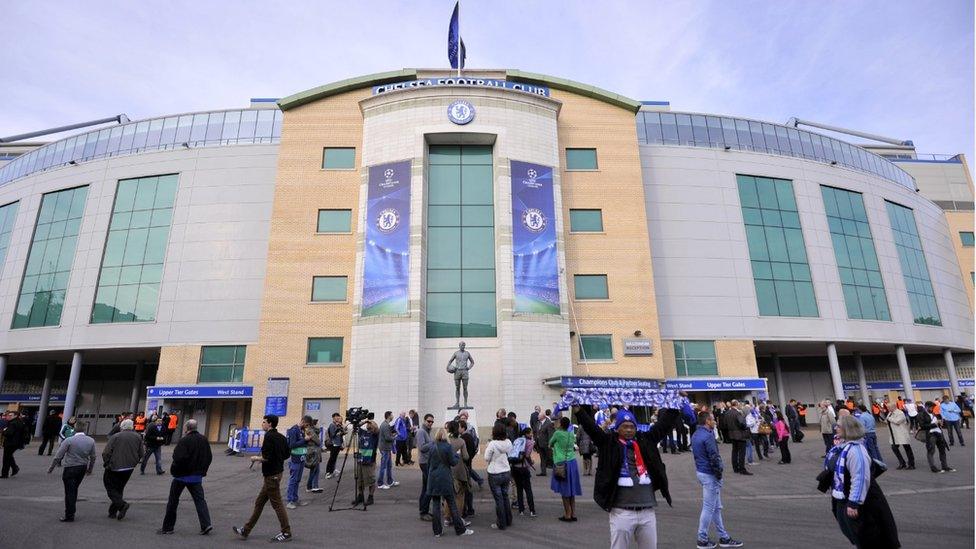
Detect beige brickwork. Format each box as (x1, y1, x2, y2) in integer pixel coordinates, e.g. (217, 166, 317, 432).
(661, 340, 677, 378)
(245, 88, 370, 428)
(715, 339, 759, 377)
(554, 90, 664, 381)
(945, 210, 974, 310)
(156, 345, 203, 384)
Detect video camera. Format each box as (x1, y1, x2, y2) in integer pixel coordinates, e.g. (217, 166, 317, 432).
(346, 407, 374, 426)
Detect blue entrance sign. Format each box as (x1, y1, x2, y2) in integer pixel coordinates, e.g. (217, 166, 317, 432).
(264, 377, 289, 417)
(372, 78, 550, 97)
(561, 376, 663, 390)
(0, 393, 67, 403)
(664, 378, 768, 392)
(842, 379, 975, 392)
(146, 385, 253, 399)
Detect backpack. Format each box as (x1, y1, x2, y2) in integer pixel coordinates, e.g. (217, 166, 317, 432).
(304, 446, 321, 469)
(508, 438, 526, 465)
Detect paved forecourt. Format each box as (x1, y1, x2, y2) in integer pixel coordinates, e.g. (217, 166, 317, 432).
(0, 428, 972, 548)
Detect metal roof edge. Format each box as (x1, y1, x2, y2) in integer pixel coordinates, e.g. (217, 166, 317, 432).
(277, 69, 419, 111)
(505, 70, 641, 113)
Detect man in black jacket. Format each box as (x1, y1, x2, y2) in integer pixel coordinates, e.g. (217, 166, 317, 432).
(158, 419, 213, 535)
(39, 409, 61, 456)
(141, 417, 167, 475)
(722, 401, 751, 475)
(234, 415, 292, 542)
(576, 403, 684, 549)
(535, 410, 555, 476)
(1, 411, 26, 478)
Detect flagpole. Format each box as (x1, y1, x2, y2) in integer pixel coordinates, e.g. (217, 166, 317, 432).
(456, 0, 461, 78)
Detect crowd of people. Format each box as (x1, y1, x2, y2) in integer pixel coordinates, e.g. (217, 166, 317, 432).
(0, 389, 971, 547)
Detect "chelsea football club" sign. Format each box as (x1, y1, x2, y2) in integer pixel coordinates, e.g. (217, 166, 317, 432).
(372, 78, 550, 97)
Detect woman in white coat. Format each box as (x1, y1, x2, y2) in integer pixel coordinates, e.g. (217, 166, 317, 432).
(886, 407, 914, 469)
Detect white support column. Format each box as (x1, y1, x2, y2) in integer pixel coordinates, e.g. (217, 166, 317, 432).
(826, 343, 844, 402)
(35, 361, 56, 438)
(895, 345, 914, 401)
(128, 360, 145, 413)
(772, 353, 787, 407)
(854, 352, 870, 406)
(943, 349, 960, 398)
(62, 352, 83, 425)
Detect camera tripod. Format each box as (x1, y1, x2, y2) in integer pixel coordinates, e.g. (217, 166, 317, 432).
(328, 422, 368, 513)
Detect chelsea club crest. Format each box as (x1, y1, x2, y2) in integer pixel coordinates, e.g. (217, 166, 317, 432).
(447, 100, 475, 125)
(522, 208, 547, 232)
(376, 208, 400, 233)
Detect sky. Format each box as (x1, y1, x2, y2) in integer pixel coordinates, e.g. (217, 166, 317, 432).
(1, 1, 973, 163)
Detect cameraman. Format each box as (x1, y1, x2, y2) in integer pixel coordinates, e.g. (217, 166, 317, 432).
(352, 420, 380, 507)
(325, 413, 346, 479)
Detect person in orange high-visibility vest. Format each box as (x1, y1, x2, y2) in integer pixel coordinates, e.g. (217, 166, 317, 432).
(166, 411, 179, 444)
(933, 399, 942, 417)
(134, 411, 147, 433)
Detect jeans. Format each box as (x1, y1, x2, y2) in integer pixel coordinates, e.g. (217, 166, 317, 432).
(469, 467, 484, 486)
(325, 447, 341, 475)
(162, 479, 211, 531)
(287, 458, 303, 502)
(512, 466, 535, 513)
(745, 439, 754, 464)
(103, 469, 134, 515)
(306, 463, 320, 490)
(419, 463, 431, 514)
(863, 432, 884, 464)
(731, 440, 746, 471)
(945, 420, 964, 445)
(62, 465, 87, 519)
(488, 472, 513, 529)
(378, 450, 394, 486)
(431, 494, 465, 536)
(609, 507, 657, 549)
(243, 473, 290, 536)
(696, 472, 729, 542)
(141, 446, 163, 473)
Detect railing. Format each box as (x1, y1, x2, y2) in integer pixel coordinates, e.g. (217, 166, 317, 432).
(888, 153, 962, 163)
(0, 108, 283, 187)
(637, 111, 916, 191)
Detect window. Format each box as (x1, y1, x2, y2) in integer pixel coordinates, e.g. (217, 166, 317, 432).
(674, 340, 718, 376)
(312, 276, 347, 302)
(426, 145, 496, 338)
(579, 335, 613, 360)
(569, 209, 603, 232)
(307, 337, 343, 364)
(317, 209, 352, 233)
(91, 174, 178, 324)
(12, 186, 89, 328)
(565, 148, 598, 170)
(574, 274, 609, 299)
(960, 232, 975, 247)
(0, 201, 19, 268)
(736, 175, 818, 317)
(821, 186, 890, 321)
(198, 345, 246, 382)
(322, 147, 356, 170)
(886, 201, 941, 326)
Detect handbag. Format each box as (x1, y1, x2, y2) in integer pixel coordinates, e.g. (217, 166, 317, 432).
(758, 422, 773, 436)
(914, 429, 928, 443)
(554, 462, 567, 480)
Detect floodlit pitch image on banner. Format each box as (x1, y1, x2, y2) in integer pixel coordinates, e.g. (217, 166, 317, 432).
(511, 160, 560, 314)
(362, 160, 411, 316)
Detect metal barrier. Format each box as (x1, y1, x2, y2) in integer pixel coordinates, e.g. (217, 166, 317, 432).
(227, 426, 327, 454)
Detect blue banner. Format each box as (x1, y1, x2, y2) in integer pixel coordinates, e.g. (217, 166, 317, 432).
(362, 160, 412, 316)
(663, 378, 768, 392)
(842, 379, 975, 391)
(561, 376, 663, 390)
(265, 397, 287, 416)
(146, 385, 253, 399)
(0, 393, 67, 403)
(511, 160, 559, 314)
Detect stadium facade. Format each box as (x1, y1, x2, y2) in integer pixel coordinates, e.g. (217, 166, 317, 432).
(0, 68, 972, 439)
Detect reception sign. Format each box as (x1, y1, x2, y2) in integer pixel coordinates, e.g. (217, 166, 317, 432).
(511, 160, 559, 314)
(362, 160, 412, 316)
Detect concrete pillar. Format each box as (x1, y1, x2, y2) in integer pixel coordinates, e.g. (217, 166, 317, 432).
(0, 355, 7, 395)
(34, 361, 56, 437)
(943, 349, 960, 398)
(772, 353, 787, 407)
(62, 352, 83, 425)
(128, 360, 145, 413)
(826, 343, 844, 402)
(895, 345, 913, 401)
(854, 353, 870, 406)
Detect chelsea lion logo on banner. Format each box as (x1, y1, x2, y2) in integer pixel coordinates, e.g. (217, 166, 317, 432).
(522, 208, 547, 232)
(376, 208, 400, 233)
(447, 100, 475, 125)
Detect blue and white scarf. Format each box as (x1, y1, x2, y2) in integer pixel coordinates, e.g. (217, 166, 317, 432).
(828, 441, 870, 501)
(555, 387, 690, 415)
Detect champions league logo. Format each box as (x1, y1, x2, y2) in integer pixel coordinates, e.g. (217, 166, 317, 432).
(447, 100, 475, 125)
(522, 208, 546, 232)
(527, 169, 537, 181)
(384, 168, 395, 180)
(376, 208, 400, 233)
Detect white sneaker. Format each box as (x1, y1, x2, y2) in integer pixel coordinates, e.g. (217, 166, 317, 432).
(391, 481, 401, 487)
(286, 502, 297, 509)
(378, 484, 390, 490)
(325, 473, 333, 479)
(462, 529, 474, 536)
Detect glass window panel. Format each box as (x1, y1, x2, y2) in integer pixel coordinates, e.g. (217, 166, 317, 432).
(426, 293, 462, 338)
(645, 112, 663, 142)
(961, 232, 975, 247)
(428, 227, 461, 269)
(461, 205, 493, 227)
(461, 228, 494, 268)
(221, 111, 241, 141)
(145, 118, 163, 148)
(565, 148, 598, 170)
(754, 280, 778, 315)
(238, 111, 257, 140)
(579, 335, 613, 360)
(569, 209, 603, 232)
(428, 205, 460, 227)
(691, 115, 708, 143)
(886, 201, 941, 326)
(255, 110, 275, 138)
(428, 165, 461, 205)
(461, 145, 492, 165)
(317, 210, 352, 233)
(131, 120, 150, 150)
(160, 117, 178, 146)
(312, 276, 347, 301)
(133, 283, 159, 321)
(574, 274, 609, 299)
(460, 165, 493, 204)
(307, 337, 343, 364)
(189, 113, 209, 142)
(461, 270, 494, 292)
(322, 147, 356, 169)
(660, 113, 678, 143)
(428, 270, 461, 293)
(461, 293, 496, 336)
(429, 145, 460, 165)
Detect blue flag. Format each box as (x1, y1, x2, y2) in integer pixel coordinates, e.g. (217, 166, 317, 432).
(448, 1, 466, 69)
